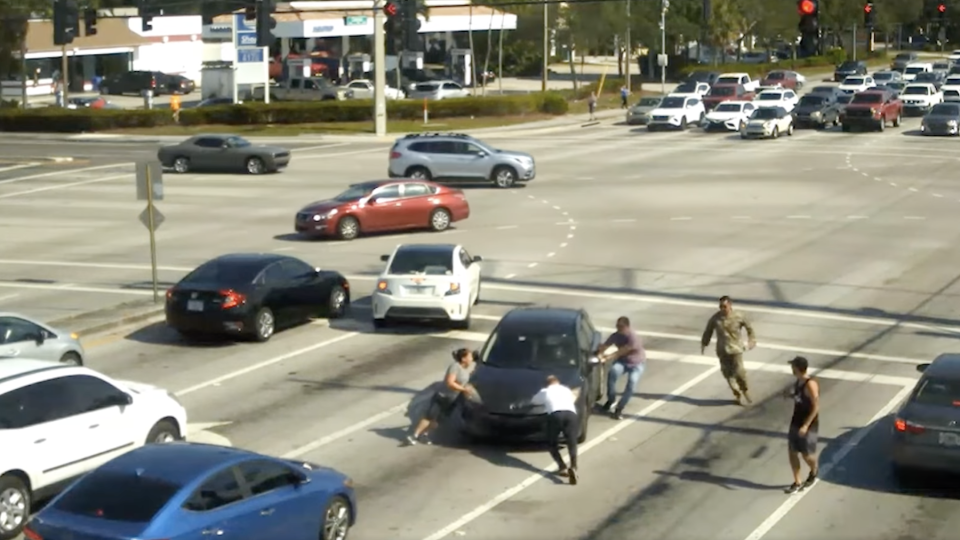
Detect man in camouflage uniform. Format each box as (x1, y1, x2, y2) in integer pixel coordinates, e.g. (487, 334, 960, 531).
(701, 295, 757, 405)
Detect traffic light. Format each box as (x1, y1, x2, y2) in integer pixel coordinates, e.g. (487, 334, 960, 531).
(255, 0, 277, 48)
(797, 0, 819, 56)
(83, 8, 97, 36)
(383, 1, 399, 18)
(244, 0, 256, 21)
(137, 0, 158, 32)
(938, 2, 947, 23)
(53, 0, 79, 46)
(399, 0, 422, 51)
(864, 2, 876, 28)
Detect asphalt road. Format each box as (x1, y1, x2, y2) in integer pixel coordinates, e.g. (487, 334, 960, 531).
(3, 83, 960, 539)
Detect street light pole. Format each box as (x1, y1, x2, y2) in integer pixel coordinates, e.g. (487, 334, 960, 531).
(625, 0, 631, 92)
(541, 1, 548, 92)
(660, 0, 668, 94)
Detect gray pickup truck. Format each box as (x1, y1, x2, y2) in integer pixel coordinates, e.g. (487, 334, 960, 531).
(253, 77, 353, 101)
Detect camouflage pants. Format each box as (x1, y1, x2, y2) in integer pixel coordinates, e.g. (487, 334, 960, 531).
(718, 352, 749, 395)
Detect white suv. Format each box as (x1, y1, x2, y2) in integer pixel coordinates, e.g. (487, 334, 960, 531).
(0, 359, 186, 540)
(647, 95, 706, 130)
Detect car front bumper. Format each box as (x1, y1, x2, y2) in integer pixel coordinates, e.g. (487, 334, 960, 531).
(921, 122, 960, 135)
(295, 215, 336, 237)
(460, 407, 552, 441)
(372, 291, 471, 322)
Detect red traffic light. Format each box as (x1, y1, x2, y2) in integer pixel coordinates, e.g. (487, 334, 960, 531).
(799, 0, 816, 15)
(864, 4, 872, 13)
(938, 3, 946, 12)
(383, 1, 398, 16)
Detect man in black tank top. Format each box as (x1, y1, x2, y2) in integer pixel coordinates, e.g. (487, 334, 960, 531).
(784, 356, 820, 494)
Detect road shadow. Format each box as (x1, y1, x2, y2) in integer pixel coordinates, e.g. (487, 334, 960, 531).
(900, 129, 925, 137)
(818, 415, 960, 499)
(272, 226, 462, 243)
(653, 469, 783, 491)
(123, 321, 236, 348)
(632, 393, 734, 407)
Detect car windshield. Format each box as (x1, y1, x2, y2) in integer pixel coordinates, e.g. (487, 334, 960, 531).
(708, 86, 735, 96)
(912, 377, 960, 407)
(947, 78, 960, 85)
(182, 259, 265, 286)
(660, 97, 684, 108)
(811, 86, 833, 94)
(758, 92, 782, 101)
(482, 328, 579, 369)
(53, 470, 181, 523)
(837, 94, 854, 104)
(388, 249, 453, 275)
(715, 103, 742, 112)
(844, 77, 865, 85)
(839, 62, 859, 69)
(874, 72, 893, 81)
(946, 90, 960, 98)
(903, 86, 930, 95)
(851, 93, 882, 104)
(906, 66, 926, 74)
(798, 95, 825, 106)
(225, 136, 250, 148)
(931, 103, 960, 115)
(333, 185, 373, 202)
(752, 108, 779, 120)
(715, 77, 739, 85)
(915, 73, 937, 80)
(636, 97, 662, 107)
(765, 72, 785, 80)
(674, 83, 697, 93)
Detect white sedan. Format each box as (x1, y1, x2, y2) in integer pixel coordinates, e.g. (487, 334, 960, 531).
(343, 79, 404, 100)
(371, 243, 481, 330)
(701, 100, 757, 131)
(753, 89, 799, 112)
(838, 75, 876, 93)
(942, 75, 960, 94)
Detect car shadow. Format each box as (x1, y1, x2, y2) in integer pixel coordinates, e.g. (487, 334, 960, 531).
(272, 226, 463, 243)
(901, 129, 935, 137)
(632, 393, 734, 407)
(652, 469, 784, 491)
(124, 321, 237, 347)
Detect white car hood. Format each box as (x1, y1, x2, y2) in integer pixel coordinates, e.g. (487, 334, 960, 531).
(706, 110, 743, 121)
(649, 107, 683, 117)
(754, 100, 786, 108)
(118, 380, 165, 395)
(838, 84, 865, 91)
(903, 93, 934, 101)
(747, 118, 776, 126)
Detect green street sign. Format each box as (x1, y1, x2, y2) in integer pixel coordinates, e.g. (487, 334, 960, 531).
(344, 15, 368, 26)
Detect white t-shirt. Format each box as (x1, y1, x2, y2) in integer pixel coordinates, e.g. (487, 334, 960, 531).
(531, 384, 578, 414)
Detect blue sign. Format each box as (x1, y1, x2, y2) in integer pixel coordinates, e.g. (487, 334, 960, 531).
(235, 14, 257, 47)
(238, 33, 258, 46)
(238, 48, 265, 63)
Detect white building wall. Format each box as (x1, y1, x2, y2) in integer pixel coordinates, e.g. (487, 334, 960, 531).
(133, 41, 204, 80)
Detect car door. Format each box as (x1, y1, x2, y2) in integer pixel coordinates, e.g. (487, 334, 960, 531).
(578, 313, 604, 403)
(396, 182, 436, 229)
(277, 259, 320, 320)
(188, 137, 226, 170)
(60, 374, 140, 470)
(442, 81, 466, 98)
(347, 81, 371, 99)
(257, 262, 298, 325)
(288, 78, 306, 99)
(0, 316, 57, 361)
(179, 467, 260, 540)
(683, 97, 700, 122)
(364, 183, 405, 230)
(453, 140, 494, 179)
(234, 459, 316, 540)
(783, 90, 797, 109)
(458, 247, 480, 299)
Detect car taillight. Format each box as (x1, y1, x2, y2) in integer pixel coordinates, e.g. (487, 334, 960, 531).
(166, 288, 174, 300)
(389, 151, 402, 159)
(220, 289, 246, 309)
(23, 526, 42, 540)
(894, 418, 925, 434)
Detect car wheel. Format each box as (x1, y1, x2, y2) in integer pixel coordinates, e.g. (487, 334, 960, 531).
(894, 113, 902, 127)
(246, 157, 265, 175)
(145, 419, 180, 444)
(878, 118, 885, 131)
(679, 117, 688, 130)
(252, 307, 275, 342)
(739, 120, 745, 131)
(326, 285, 348, 318)
(372, 318, 389, 329)
(772, 126, 779, 139)
(473, 281, 481, 305)
(492, 166, 517, 188)
(321, 495, 352, 540)
(0, 474, 30, 540)
(59, 351, 82, 365)
(842, 124, 851, 132)
(429, 208, 452, 232)
(833, 116, 840, 126)
(406, 166, 431, 180)
(787, 123, 794, 136)
(173, 156, 190, 174)
(452, 311, 471, 330)
(336, 216, 360, 240)
(577, 410, 590, 443)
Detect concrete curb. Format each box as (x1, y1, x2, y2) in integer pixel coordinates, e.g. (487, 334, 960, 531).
(71, 307, 165, 337)
(48, 300, 165, 337)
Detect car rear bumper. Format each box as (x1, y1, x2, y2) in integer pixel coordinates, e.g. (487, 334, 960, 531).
(165, 308, 254, 335)
(843, 119, 883, 128)
(891, 441, 960, 472)
(372, 291, 470, 321)
(903, 105, 933, 116)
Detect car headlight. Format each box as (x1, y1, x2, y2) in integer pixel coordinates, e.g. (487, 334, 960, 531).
(949, 120, 958, 126)
(810, 111, 821, 117)
(376, 280, 392, 295)
(312, 214, 323, 221)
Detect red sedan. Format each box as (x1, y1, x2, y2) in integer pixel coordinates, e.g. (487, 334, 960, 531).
(294, 179, 470, 240)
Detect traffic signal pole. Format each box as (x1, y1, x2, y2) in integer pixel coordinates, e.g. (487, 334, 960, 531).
(61, 43, 69, 104)
(373, 0, 387, 137)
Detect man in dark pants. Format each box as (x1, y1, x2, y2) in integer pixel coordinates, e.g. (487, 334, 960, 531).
(528, 375, 581, 484)
(783, 356, 820, 493)
(701, 295, 757, 405)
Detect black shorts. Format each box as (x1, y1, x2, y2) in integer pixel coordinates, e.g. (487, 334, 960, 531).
(424, 393, 460, 422)
(788, 426, 818, 455)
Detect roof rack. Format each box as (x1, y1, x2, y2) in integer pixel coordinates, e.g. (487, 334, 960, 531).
(403, 132, 472, 139)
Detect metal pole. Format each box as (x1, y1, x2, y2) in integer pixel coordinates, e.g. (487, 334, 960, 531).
(145, 167, 159, 303)
(852, 23, 857, 61)
(541, 2, 548, 92)
(373, 1, 387, 137)
(19, 31, 27, 108)
(61, 43, 69, 104)
(498, 25, 503, 95)
(625, 0, 631, 92)
(660, 0, 667, 95)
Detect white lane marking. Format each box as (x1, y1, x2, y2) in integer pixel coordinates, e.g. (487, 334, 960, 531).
(612, 218, 636, 223)
(562, 211, 569, 216)
(569, 226, 576, 230)
(874, 178, 881, 182)
(670, 216, 692, 221)
(903, 216, 926, 220)
(546, 252, 555, 258)
(732, 216, 751, 220)
(296, 147, 390, 160)
(566, 234, 574, 239)
(527, 195, 535, 199)
(786, 215, 811, 219)
(0, 173, 130, 199)
(846, 215, 867, 220)
(889, 182, 898, 186)
(504, 273, 516, 279)
(292, 143, 350, 152)
(272, 247, 294, 252)
(559, 243, 568, 248)
(419, 367, 720, 540)
(554, 221, 571, 225)
(495, 225, 518, 230)
(552, 205, 561, 210)
(0, 163, 39, 174)
(851, 168, 859, 172)
(0, 162, 130, 185)
(527, 262, 538, 268)
(174, 332, 360, 397)
(908, 187, 919, 192)
(742, 384, 914, 540)
(0, 281, 152, 295)
(541, 200, 549, 204)
(933, 193, 944, 198)
(0, 293, 20, 303)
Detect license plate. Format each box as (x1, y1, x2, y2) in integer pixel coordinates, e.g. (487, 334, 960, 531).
(939, 432, 960, 447)
(408, 286, 432, 295)
(187, 300, 204, 312)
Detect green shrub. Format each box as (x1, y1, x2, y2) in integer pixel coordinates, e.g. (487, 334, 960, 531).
(0, 93, 568, 132)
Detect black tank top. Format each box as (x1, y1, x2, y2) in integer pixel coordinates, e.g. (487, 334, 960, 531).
(790, 378, 819, 429)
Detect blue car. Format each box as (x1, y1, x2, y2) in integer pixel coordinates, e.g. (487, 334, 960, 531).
(24, 442, 356, 540)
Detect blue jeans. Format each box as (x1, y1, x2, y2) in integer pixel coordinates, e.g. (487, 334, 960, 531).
(607, 361, 645, 411)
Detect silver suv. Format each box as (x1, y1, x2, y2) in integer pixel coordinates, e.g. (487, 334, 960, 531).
(388, 133, 536, 188)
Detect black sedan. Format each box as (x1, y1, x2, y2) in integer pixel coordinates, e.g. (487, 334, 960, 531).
(921, 102, 960, 136)
(157, 134, 290, 175)
(459, 307, 605, 443)
(890, 353, 960, 481)
(165, 253, 349, 342)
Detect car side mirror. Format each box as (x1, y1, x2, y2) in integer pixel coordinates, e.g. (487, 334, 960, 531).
(476, 151, 487, 158)
(916, 363, 930, 373)
(588, 356, 601, 365)
(472, 255, 483, 262)
(31, 332, 45, 345)
(292, 471, 310, 485)
(380, 254, 389, 262)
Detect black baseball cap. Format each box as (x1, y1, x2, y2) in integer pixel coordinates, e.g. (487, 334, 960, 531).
(788, 356, 809, 371)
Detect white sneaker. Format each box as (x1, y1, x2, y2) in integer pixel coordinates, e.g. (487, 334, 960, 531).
(406, 435, 418, 446)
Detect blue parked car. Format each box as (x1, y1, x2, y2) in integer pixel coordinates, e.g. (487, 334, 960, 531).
(24, 442, 357, 540)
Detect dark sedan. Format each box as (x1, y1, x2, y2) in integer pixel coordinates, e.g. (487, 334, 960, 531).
(914, 71, 946, 90)
(684, 70, 721, 86)
(157, 134, 290, 175)
(165, 253, 349, 342)
(792, 94, 840, 129)
(921, 103, 960, 136)
(891, 354, 960, 481)
(834, 60, 867, 82)
(459, 308, 605, 443)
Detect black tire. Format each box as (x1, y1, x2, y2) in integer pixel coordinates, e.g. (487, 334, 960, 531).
(372, 318, 390, 329)
(772, 126, 779, 139)
(252, 307, 275, 342)
(492, 165, 517, 188)
(320, 495, 352, 540)
(326, 285, 348, 318)
(451, 312, 471, 330)
(842, 124, 850, 132)
(0, 474, 30, 540)
(145, 419, 180, 444)
(429, 208, 452, 232)
(246, 157, 266, 175)
(680, 117, 688, 130)
(878, 118, 885, 132)
(406, 166, 431, 180)
(172, 156, 190, 174)
(336, 216, 360, 240)
(60, 351, 82, 365)
(893, 113, 902, 127)
(577, 410, 590, 443)
(473, 282, 480, 305)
